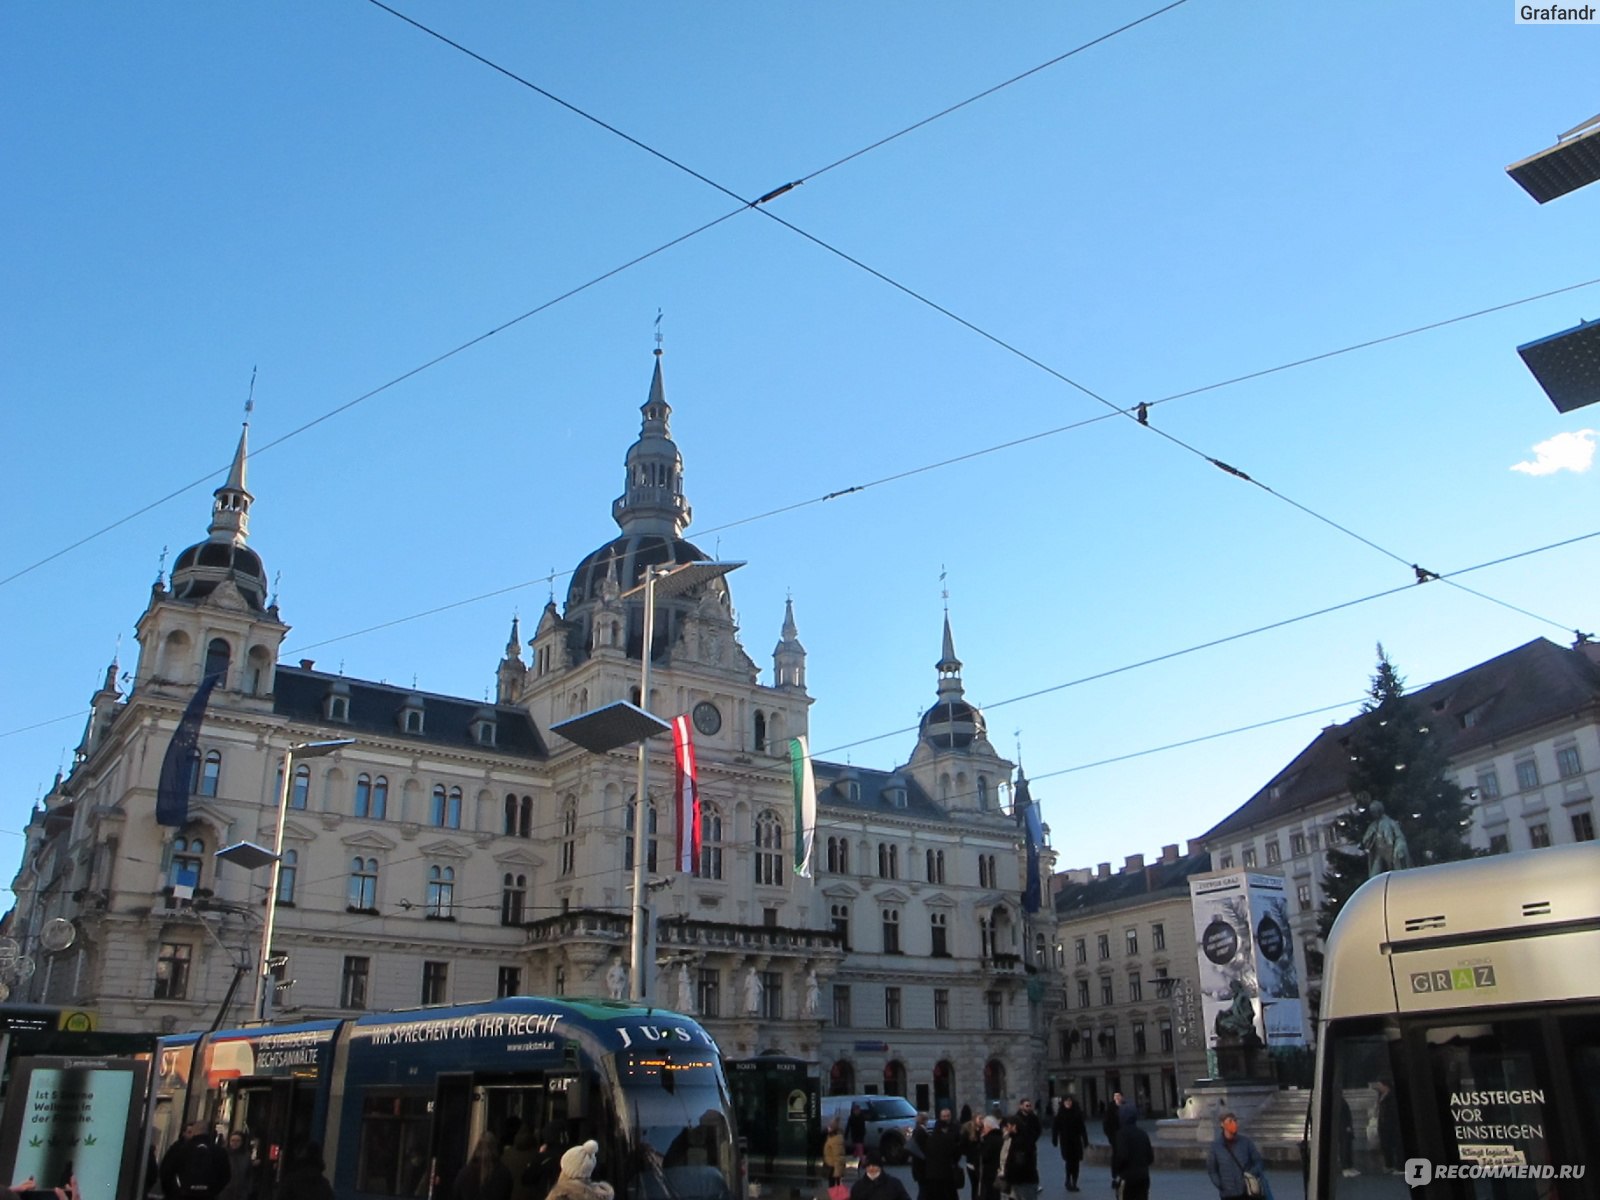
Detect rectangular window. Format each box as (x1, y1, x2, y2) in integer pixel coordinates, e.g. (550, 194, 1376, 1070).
(1074, 938, 1087, 965)
(1297, 882, 1313, 911)
(1290, 833, 1307, 857)
(1265, 841, 1282, 865)
(986, 990, 1002, 1031)
(421, 960, 449, 1005)
(1125, 928, 1138, 956)
(696, 969, 720, 1018)
(1241, 846, 1258, 868)
(1219, 854, 1234, 869)
(154, 943, 192, 1000)
(1477, 768, 1502, 800)
(1159, 1020, 1173, 1053)
(1529, 822, 1551, 849)
(1557, 745, 1583, 779)
(882, 909, 901, 954)
(1100, 977, 1114, 1006)
(341, 956, 370, 1009)
(930, 913, 949, 957)
(1096, 934, 1110, 960)
(833, 985, 851, 1027)
(1077, 980, 1090, 1008)
(355, 1092, 431, 1195)
(1488, 832, 1510, 854)
(1133, 1021, 1147, 1054)
(934, 988, 950, 1030)
(1128, 973, 1142, 1002)
(1151, 923, 1165, 951)
(885, 987, 902, 1029)
(1574, 811, 1596, 842)
(1516, 758, 1541, 790)
(761, 971, 784, 1020)
(831, 904, 851, 951)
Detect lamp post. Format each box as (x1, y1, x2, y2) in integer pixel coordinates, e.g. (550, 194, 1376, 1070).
(220, 737, 353, 1020)
(1155, 976, 1198, 1114)
(619, 560, 742, 1003)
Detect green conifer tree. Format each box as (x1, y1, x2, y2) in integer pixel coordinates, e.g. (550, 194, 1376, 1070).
(1316, 645, 1475, 942)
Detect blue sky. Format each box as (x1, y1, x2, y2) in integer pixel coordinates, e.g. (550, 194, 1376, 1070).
(3, 2, 1597, 887)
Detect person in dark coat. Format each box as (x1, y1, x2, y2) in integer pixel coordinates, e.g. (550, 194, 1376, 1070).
(921, 1110, 965, 1200)
(1101, 1094, 1124, 1191)
(452, 1132, 514, 1200)
(162, 1121, 231, 1199)
(1206, 1114, 1267, 1200)
(1110, 1108, 1153, 1200)
(846, 1106, 868, 1160)
(274, 1143, 333, 1200)
(997, 1115, 1039, 1200)
(851, 1154, 911, 1200)
(1051, 1097, 1089, 1192)
(975, 1117, 1003, 1200)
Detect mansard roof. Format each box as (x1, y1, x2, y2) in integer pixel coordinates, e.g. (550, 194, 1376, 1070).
(1200, 637, 1600, 843)
(272, 665, 548, 760)
(1053, 850, 1213, 918)
(812, 760, 946, 820)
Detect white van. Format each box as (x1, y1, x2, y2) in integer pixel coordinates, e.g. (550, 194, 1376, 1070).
(820, 1094, 918, 1164)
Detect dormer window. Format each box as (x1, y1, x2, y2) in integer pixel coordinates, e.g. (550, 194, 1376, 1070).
(326, 687, 351, 723)
(473, 716, 497, 746)
(400, 697, 425, 734)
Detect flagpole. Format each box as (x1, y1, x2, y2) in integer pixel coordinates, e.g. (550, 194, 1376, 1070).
(629, 568, 658, 1004)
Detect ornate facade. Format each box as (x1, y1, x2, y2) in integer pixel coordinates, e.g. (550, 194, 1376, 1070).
(8, 350, 1055, 1113)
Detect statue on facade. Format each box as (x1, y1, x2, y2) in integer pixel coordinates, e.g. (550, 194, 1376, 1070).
(744, 968, 763, 1016)
(678, 963, 694, 1014)
(803, 969, 821, 1018)
(606, 959, 628, 1001)
(1361, 801, 1411, 875)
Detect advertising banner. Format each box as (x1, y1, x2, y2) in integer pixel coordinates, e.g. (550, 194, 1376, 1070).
(0, 1056, 149, 1200)
(1189, 871, 1306, 1051)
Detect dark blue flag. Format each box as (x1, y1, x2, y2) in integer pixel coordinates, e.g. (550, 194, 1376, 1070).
(155, 673, 221, 827)
(1016, 773, 1044, 914)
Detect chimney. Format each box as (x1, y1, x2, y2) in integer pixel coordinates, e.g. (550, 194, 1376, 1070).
(1124, 853, 1145, 874)
(299, 659, 316, 671)
(1162, 844, 1180, 864)
(1185, 839, 1202, 857)
(1097, 862, 1111, 880)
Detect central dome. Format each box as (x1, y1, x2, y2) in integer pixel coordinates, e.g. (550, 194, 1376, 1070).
(920, 697, 987, 750)
(566, 533, 710, 609)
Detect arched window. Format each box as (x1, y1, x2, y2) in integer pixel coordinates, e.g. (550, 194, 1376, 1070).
(501, 873, 527, 925)
(926, 848, 945, 883)
(290, 765, 310, 810)
(430, 785, 451, 828)
(976, 775, 990, 810)
(370, 776, 388, 820)
(203, 638, 231, 685)
(198, 750, 221, 798)
(753, 711, 767, 752)
(355, 774, 372, 818)
(625, 800, 659, 873)
(446, 787, 462, 829)
(277, 849, 298, 904)
(560, 801, 577, 876)
(877, 843, 899, 880)
(519, 796, 532, 838)
(827, 836, 850, 874)
(697, 804, 724, 879)
(755, 810, 784, 886)
(168, 836, 204, 904)
(348, 858, 379, 910)
(426, 865, 455, 918)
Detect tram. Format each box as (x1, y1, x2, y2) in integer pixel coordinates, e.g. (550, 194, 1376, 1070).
(153, 995, 742, 1200)
(1307, 842, 1599, 1200)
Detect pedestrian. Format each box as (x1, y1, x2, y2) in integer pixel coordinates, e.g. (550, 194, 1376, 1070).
(850, 1153, 910, 1200)
(910, 1112, 929, 1196)
(847, 1105, 868, 1161)
(976, 1117, 1003, 1200)
(452, 1131, 513, 1200)
(274, 1143, 334, 1200)
(1100, 1094, 1123, 1192)
(162, 1120, 231, 1199)
(217, 1132, 252, 1200)
(1110, 1107, 1152, 1200)
(1050, 1096, 1089, 1192)
(547, 1141, 614, 1200)
(1015, 1101, 1042, 1146)
(921, 1109, 964, 1200)
(996, 1114, 1039, 1200)
(1206, 1113, 1267, 1200)
(504, 1126, 540, 1200)
(824, 1120, 848, 1188)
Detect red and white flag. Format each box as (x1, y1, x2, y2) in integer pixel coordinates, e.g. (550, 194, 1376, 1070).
(672, 715, 701, 873)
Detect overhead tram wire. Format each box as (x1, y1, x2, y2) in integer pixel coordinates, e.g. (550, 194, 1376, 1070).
(363, 2, 1573, 633)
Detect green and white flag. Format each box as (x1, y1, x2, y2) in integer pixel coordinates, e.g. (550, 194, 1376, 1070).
(790, 736, 816, 879)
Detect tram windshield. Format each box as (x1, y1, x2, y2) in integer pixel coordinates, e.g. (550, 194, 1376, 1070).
(617, 1049, 736, 1200)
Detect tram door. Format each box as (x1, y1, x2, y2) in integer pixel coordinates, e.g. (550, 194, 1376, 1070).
(428, 1076, 579, 1197)
(225, 1077, 317, 1185)
(430, 1074, 475, 1200)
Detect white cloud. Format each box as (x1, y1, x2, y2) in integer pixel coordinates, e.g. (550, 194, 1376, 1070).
(1511, 429, 1597, 476)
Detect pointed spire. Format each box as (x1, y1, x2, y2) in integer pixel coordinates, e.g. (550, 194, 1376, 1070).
(774, 593, 807, 690)
(207, 420, 254, 546)
(505, 613, 523, 659)
(612, 349, 692, 537)
(782, 594, 799, 640)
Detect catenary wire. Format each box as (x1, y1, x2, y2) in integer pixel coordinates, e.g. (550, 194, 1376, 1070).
(368, 1, 1571, 627)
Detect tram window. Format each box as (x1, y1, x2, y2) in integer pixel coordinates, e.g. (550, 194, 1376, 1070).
(1561, 1014, 1600, 1154)
(1320, 1020, 1411, 1200)
(356, 1092, 432, 1196)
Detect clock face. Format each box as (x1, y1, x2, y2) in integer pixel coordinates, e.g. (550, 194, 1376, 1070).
(692, 701, 722, 736)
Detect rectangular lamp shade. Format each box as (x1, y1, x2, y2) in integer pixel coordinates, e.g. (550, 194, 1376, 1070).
(215, 841, 278, 871)
(1507, 123, 1600, 203)
(1517, 319, 1600, 413)
(551, 701, 671, 754)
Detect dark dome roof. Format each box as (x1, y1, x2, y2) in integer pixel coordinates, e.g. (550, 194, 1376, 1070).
(169, 539, 268, 611)
(920, 697, 987, 750)
(566, 533, 710, 608)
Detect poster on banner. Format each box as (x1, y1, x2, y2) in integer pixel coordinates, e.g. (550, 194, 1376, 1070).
(0, 1056, 149, 1200)
(1247, 877, 1305, 1046)
(1190, 872, 1265, 1051)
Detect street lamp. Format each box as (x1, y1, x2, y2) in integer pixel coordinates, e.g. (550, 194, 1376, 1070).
(1154, 976, 1198, 1114)
(549, 559, 742, 1004)
(218, 737, 354, 1020)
